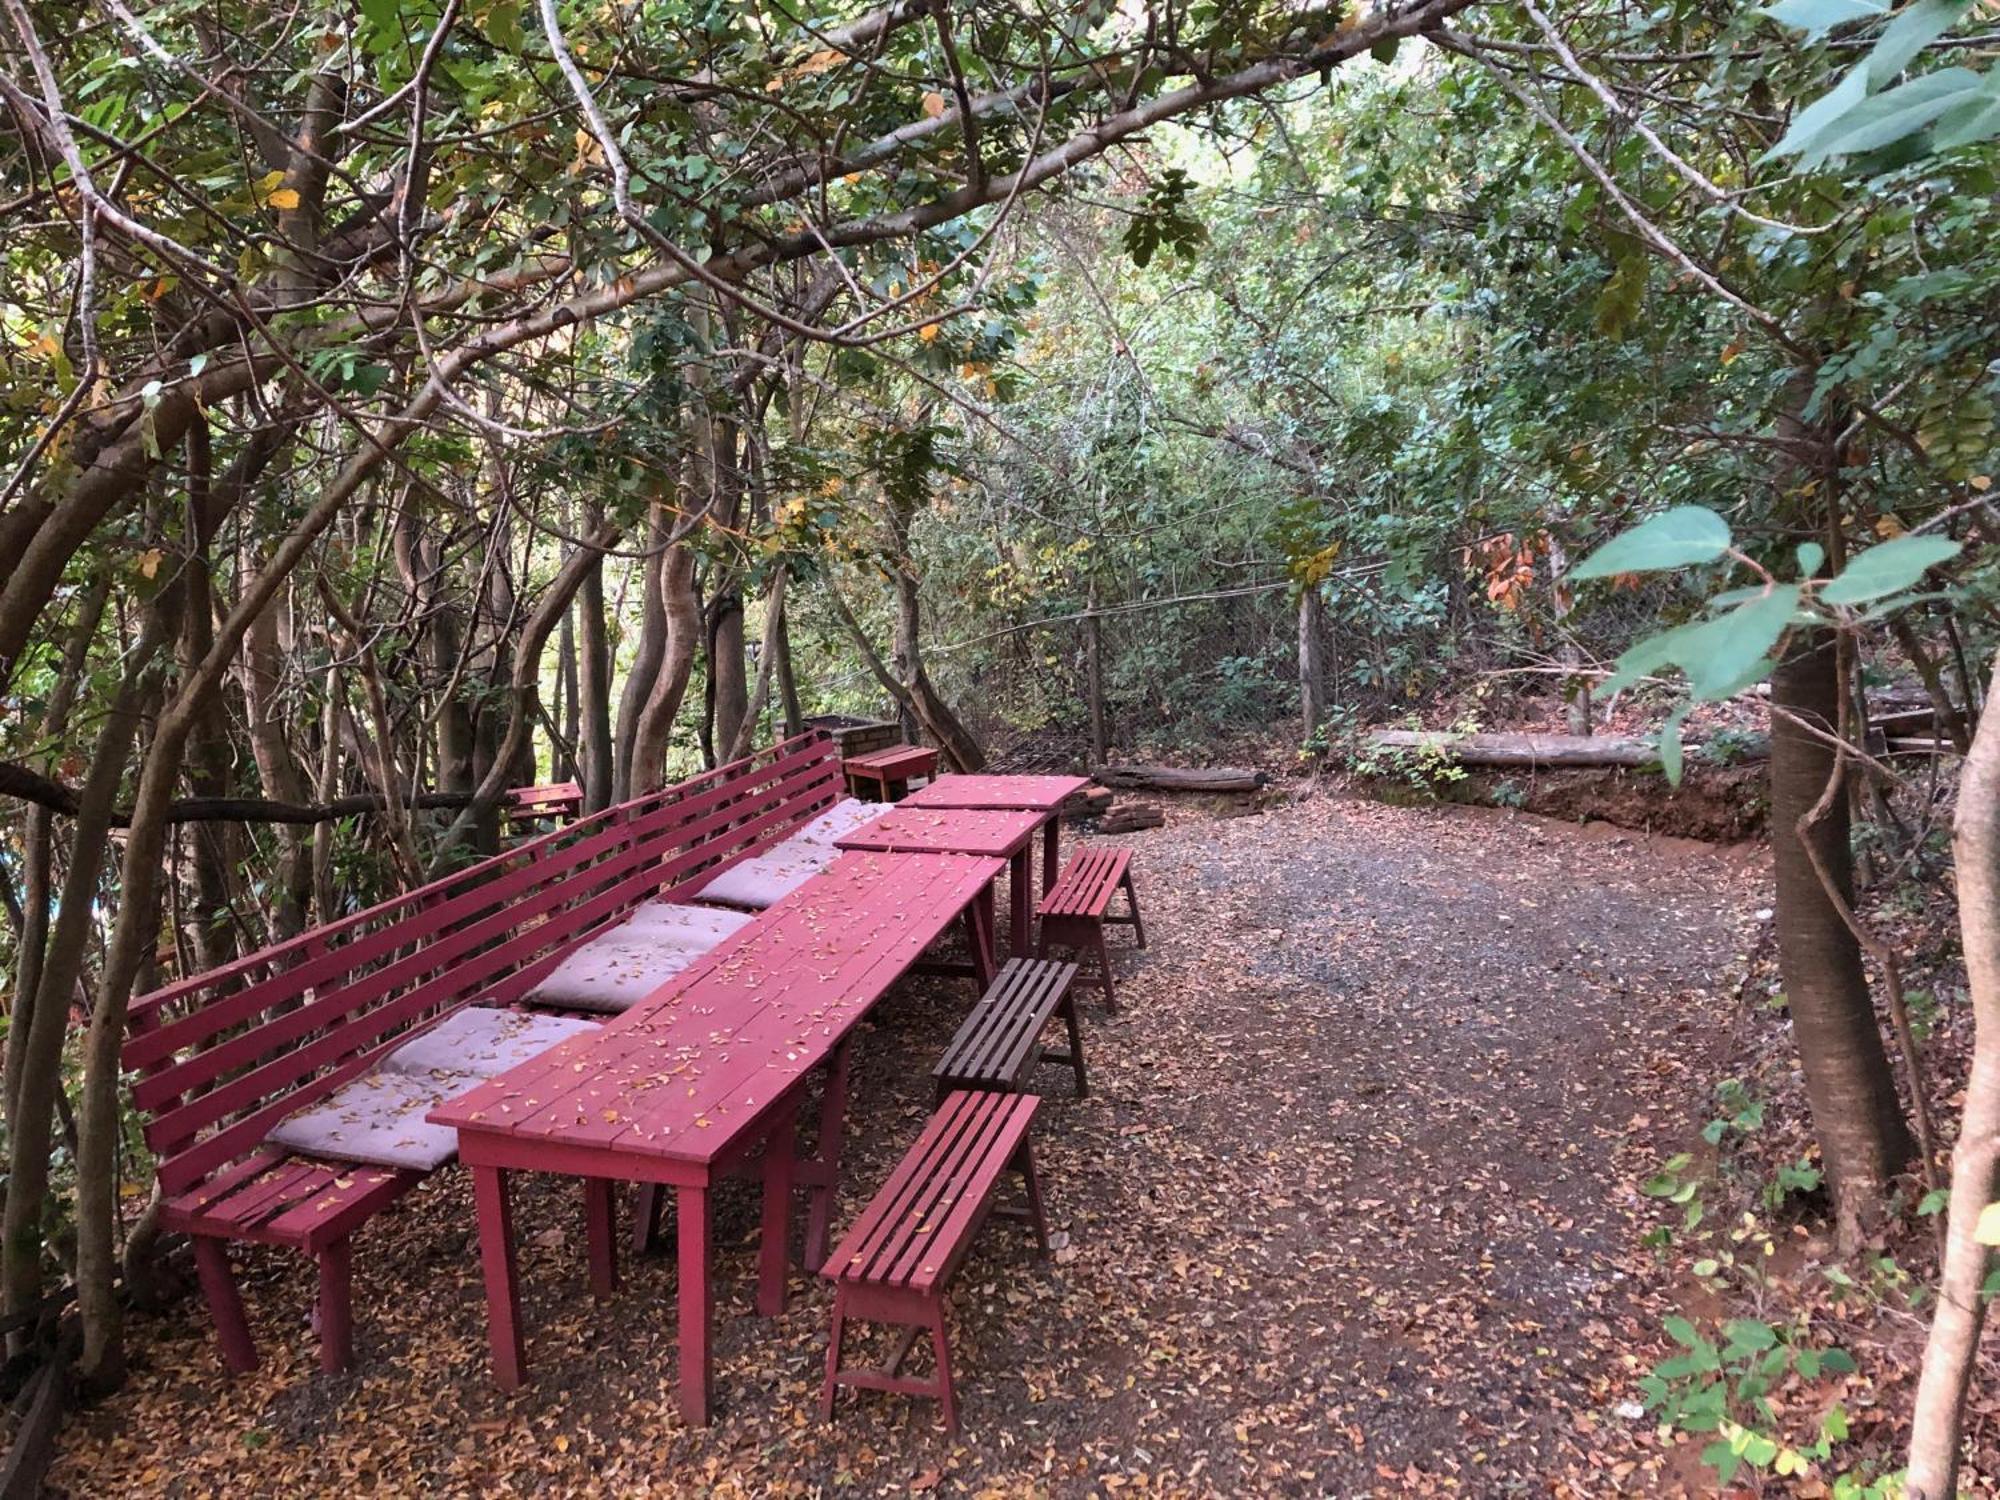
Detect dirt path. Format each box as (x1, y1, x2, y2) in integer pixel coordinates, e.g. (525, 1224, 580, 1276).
(53, 792, 1766, 1497)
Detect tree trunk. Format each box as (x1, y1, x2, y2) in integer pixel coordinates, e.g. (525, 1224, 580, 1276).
(612, 504, 669, 803)
(1085, 585, 1109, 763)
(577, 511, 614, 812)
(709, 588, 749, 763)
(727, 566, 787, 763)
(774, 600, 805, 739)
(3, 607, 170, 1333)
(1769, 631, 1914, 1245)
(1299, 585, 1328, 739)
(1907, 657, 2000, 1499)
(629, 537, 701, 793)
(891, 562, 986, 772)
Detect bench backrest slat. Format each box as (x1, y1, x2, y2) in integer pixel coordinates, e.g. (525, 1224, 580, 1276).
(128, 730, 840, 1195)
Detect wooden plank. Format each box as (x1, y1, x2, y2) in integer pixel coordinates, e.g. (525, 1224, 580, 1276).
(834, 807, 1041, 860)
(902, 775, 1091, 812)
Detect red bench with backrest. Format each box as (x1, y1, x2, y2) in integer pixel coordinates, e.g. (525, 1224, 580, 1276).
(502, 780, 583, 830)
(1036, 846, 1145, 1011)
(125, 731, 853, 1373)
(821, 1089, 1048, 1431)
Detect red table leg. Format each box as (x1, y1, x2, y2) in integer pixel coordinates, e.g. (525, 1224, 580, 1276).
(804, 1038, 851, 1271)
(677, 1183, 714, 1425)
(1008, 847, 1031, 957)
(1042, 818, 1059, 893)
(472, 1165, 525, 1390)
(585, 1178, 618, 1300)
(758, 1105, 798, 1316)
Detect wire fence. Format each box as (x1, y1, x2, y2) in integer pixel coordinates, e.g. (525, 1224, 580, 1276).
(927, 582, 1306, 768)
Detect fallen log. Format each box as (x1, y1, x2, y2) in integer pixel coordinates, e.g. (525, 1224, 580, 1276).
(1363, 730, 1769, 770)
(1099, 803, 1165, 834)
(1092, 764, 1268, 793)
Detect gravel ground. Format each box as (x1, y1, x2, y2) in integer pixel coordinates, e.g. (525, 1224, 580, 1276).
(52, 790, 1766, 1498)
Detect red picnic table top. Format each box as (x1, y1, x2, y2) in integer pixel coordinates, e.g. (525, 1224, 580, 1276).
(832, 805, 1043, 859)
(901, 773, 1092, 812)
(836, 807, 1046, 954)
(428, 847, 1006, 1425)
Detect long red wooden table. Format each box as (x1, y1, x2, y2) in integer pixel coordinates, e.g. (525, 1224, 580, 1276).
(900, 774, 1092, 892)
(835, 806, 1045, 957)
(428, 849, 1003, 1426)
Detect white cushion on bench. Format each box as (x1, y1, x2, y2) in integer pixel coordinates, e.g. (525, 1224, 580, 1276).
(266, 1068, 470, 1171)
(622, 900, 756, 947)
(383, 1006, 600, 1079)
(692, 840, 835, 910)
(528, 930, 707, 1014)
(792, 797, 894, 846)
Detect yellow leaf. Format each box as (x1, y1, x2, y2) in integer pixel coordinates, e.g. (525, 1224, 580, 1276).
(136, 549, 163, 579)
(1971, 474, 1992, 492)
(266, 187, 301, 211)
(1976, 1202, 2000, 1245)
(918, 322, 939, 342)
(1875, 513, 1906, 539)
(922, 91, 947, 118)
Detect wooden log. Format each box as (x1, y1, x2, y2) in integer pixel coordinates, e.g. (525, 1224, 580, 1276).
(0, 1354, 69, 1500)
(1363, 730, 1769, 769)
(1061, 786, 1115, 819)
(1098, 804, 1165, 834)
(1092, 765, 1268, 793)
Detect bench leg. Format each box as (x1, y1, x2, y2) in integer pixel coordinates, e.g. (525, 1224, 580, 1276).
(585, 1178, 618, 1300)
(1094, 928, 1120, 1013)
(821, 1288, 848, 1420)
(1060, 994, 1089, 1097)
(316, 1237, 354, 1373)
(929, 1301, 958, 1434)
(193, 1237, 258, 1375)
(1015, 1141, 1051, 1252)
(1123, 871, 1147, 949)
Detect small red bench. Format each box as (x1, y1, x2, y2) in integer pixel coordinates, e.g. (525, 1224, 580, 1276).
(502, 780, 583, 830)
(126, 731, 858, 1372)
(933, 957, 1086, 1098)
(844, 744, 938, 801)
(1037, 847, 1145, 1011)
(821, 1090, 1047, 1431)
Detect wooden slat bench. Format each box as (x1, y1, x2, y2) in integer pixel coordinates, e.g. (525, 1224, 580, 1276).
(502, 780, 583, 831)
(1036, 846, 1145, 1011)
(844, 744, 938, 802)
(821, 1090, 1047, 1431)
(932, 958, 1086, 1098)
(125, 730, 860, 1373)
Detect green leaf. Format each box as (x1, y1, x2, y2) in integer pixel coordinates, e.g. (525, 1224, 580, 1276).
(1682, 587, 1799, 700)
(1760, 0, 1889, 40)
(1659, 706, 1689, 786)
(1765, 64, 1871, 161)
(1726, 1318, 1779, 1352)
(1664, 1314, 1703, 1348)
(1810, 69, 1986, 162)
(1919, 1187, 1950, 1216)
(1864, 0, 1971, 85)
(1934, 70, 2000, 148)
(1796, 540, 1825, 578)
(1371, 34, 1400, 64)
(1572, 506, 1731, 579)
(1820, 535, 1962, 604)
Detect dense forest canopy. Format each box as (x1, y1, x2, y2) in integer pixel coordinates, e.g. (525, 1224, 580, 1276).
(4, 0, 2000, 1489)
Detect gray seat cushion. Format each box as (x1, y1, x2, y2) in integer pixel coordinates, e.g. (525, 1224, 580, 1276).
(266, 1068, 469, 1171)
(792, 796, 894, 846)
(622, 900, 756, 946)
(692, 841, 835, 910)
(527, 930, 708, 1014)
(384, 1006, 600, 1079)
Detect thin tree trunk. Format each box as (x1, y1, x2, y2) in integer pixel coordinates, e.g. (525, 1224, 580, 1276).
(1908, 658, 2000, 1499)
(709, 588, 749, 763)
(1085, 584, 1109, 762)
(726, 566, 787, 763)
(612, 504, 670, 803)
(630, 540, 701, 791)
(774, 601, 805, 738)
(1769, 632, 1914, 1246)
(2, 607, 171, 1333)
(577, 507, 614, 811)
